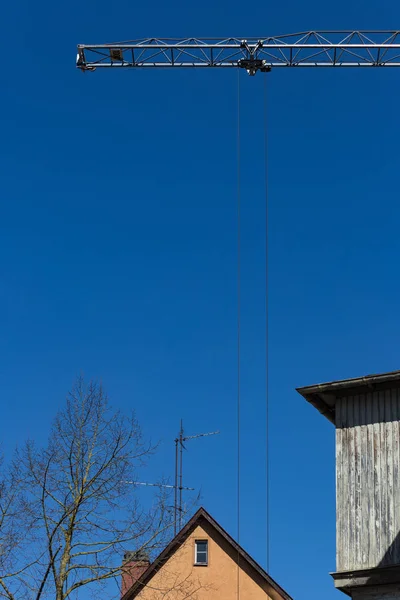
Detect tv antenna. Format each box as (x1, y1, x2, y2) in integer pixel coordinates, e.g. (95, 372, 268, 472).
(124, 420, 219, 535)
(126, 481, 195, 491)
(174, 420, 220, 534)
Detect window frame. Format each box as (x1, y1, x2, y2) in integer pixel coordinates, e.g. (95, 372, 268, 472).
(194, 539, 208, 566)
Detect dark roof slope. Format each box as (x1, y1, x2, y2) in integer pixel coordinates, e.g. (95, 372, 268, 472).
(122, 507, 293, 600)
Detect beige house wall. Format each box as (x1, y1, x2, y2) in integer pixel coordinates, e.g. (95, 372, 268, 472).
(134, 520, 273, 600)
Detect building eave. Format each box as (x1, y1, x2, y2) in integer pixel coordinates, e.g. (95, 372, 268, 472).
(296, 370, 400, 423)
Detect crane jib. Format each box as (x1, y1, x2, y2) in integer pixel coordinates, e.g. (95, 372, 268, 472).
(76, 32, 400, 74)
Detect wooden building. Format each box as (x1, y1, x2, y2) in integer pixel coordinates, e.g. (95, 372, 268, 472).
(121, 507, 292, 600)
(298, 370, 400, 600)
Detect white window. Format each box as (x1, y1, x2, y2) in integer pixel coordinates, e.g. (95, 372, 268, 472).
(195, 540, 208, 565)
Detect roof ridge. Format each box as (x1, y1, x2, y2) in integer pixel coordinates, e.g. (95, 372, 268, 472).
(122, 507, 293, 600)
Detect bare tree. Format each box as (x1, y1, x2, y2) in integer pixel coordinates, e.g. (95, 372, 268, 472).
(0, 453, 34, 600)
(6, 377, 175, 600)
(123, 558, 215, 600)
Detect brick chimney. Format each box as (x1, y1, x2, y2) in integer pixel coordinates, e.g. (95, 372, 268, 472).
(298, 371, 400, 600)
(121, 550, 150, 597)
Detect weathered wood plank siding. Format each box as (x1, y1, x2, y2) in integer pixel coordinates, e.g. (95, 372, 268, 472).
(336, 389, 400, 572)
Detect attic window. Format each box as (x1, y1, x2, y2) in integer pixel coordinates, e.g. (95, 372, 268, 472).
(195, 540, 208, 565)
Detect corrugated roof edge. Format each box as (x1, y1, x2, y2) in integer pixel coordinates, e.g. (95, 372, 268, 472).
(297, 370, 400, 424)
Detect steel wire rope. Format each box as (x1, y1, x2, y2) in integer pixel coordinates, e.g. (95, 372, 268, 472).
(236, 68, 241, 600)
(236, 71, 270, 599)
(264, 73, 270, 575)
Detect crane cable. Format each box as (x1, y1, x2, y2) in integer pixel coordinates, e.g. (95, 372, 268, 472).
(264, 73, 270, 575)
(236, 73, 270, 600)
(236, 67, 241, 600)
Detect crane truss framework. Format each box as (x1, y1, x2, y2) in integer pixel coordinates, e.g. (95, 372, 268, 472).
(77, 31, 400, 75)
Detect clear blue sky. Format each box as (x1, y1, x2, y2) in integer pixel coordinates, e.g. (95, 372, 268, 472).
(2, 1, 400, 599)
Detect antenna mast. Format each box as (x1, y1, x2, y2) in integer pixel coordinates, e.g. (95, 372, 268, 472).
(174, 420, 219, 534)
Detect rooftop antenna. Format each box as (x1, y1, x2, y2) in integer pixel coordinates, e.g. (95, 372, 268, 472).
(126, 481, 195, 491)
(174, 419, 220, 534)
(123, 480, 195, 525)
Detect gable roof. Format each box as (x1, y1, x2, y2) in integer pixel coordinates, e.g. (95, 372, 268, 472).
(122, 507, 293, 600)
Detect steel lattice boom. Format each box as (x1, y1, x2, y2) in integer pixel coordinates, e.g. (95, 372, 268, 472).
(77, 31, 400, 75)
